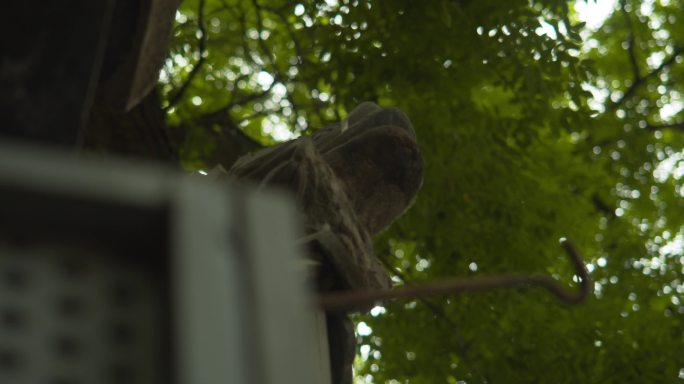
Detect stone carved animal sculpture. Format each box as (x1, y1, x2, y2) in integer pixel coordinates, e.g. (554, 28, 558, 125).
(226, 101, 424, 384)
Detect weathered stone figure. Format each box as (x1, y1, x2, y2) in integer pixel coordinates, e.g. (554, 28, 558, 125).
(227, 101, 424, 384)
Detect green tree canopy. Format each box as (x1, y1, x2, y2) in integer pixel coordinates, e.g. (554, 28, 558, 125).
(161, 0, 684, 382)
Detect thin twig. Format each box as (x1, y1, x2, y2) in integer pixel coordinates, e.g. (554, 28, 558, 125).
(236, 6, 261, 66)
(645, 121, 684, 131)
(620, 0, 641, 81)
(612, 46, 683, 109)
(251, 0, 276, 67)
(189, 78, 280, 130)
(261, 4, 306, 64)
(318, 239, 592, 312)
(377, 255, 471, 360)
(165, 0, 208, 110)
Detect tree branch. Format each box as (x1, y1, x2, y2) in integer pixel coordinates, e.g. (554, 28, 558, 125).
(250, 0, 277, 67)
(185, 73, 281, 137)
(612, 46, 683, 109)
(592, 193, 616, 219)
(165, 0, 208, 110)
(645, 121, 684, 131)
(377, 255, 471, 359)
(262, 5, 305, 65)
(620, 0, 641, 82)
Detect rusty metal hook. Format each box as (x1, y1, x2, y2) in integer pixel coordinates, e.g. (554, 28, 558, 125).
(317, 239, 592, 312)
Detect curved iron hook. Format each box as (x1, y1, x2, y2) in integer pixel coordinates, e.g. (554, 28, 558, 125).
(317, 239, 592, 312)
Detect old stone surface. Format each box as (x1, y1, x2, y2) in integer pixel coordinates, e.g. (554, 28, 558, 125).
(313, 103, 423, 235)
(229, 137, 390, 291)
(228, 102, 423, 291)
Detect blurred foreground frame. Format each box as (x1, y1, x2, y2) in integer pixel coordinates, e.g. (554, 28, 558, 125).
(0, 141, 329, 384)
(0, 1, 329, 382)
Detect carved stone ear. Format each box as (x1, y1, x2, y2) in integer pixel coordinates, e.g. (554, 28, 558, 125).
(346, 101, 381, 128)
(348, 105, 416, 140)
